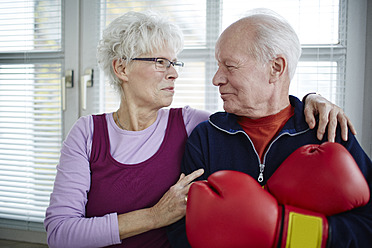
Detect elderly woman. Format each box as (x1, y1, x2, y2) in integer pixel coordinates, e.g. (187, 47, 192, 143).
(44, 11, 354, 248)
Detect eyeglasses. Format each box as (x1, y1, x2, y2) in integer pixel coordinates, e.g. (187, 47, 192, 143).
(131, 57, 184, 72)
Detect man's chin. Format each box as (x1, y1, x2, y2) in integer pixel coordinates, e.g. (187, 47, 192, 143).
(222, 103, 236, 114)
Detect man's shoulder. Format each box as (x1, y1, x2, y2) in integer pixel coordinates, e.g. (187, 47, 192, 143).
(195, 111, 230, 129)
(209, 111, 234, 124)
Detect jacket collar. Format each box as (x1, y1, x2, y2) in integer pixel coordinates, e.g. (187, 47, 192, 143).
(209, 95, 309, 135)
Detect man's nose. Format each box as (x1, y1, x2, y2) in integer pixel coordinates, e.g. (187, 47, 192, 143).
(212, 68, 227, 86)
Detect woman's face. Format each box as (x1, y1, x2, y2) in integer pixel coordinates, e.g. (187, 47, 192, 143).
(122, 47, 179, 111)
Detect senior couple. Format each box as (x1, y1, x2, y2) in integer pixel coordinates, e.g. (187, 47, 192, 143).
(44, 8, 371, 248)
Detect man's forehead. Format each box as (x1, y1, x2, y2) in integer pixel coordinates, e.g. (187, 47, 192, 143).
(216, 28, 254, 58)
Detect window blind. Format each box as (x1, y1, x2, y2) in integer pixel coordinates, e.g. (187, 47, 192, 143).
(0, 0, 62, 232)
(98, 0, 346, 114)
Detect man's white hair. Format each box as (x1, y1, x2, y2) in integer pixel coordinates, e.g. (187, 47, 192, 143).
(243, 8, 302, 80)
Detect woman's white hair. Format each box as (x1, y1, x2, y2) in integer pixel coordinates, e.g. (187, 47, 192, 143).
(243, 8, 301, 80)
(96, 11, 184, 93)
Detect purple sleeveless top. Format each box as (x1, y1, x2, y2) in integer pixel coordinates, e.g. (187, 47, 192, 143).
(86, 108, 187, 247)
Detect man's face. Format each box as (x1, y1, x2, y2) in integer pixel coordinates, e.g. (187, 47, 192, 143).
(212, 25, 274, 118)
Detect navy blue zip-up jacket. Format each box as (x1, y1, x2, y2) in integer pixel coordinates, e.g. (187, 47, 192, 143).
(167, 95, 372, 248)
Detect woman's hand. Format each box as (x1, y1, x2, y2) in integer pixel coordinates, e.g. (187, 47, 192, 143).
(150, 169, 204, 228)
(303, 93, 357, 142)
(117, 169, 204, 240)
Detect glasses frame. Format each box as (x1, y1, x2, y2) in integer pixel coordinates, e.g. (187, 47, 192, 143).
(130, 57, 184, 72)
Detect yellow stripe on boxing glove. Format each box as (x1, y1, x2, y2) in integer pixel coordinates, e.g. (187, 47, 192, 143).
(287, 213, 323, 247)
(278, 205, 329, 248)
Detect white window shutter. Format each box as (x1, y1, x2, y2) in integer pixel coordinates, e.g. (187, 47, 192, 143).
(0, 0, 63, 231)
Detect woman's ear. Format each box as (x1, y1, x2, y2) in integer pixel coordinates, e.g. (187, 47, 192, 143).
(269, 55, 287, 84)
(112, 58, 129, 82)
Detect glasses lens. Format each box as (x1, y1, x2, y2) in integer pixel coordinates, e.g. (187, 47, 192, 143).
(174, 61, 184, 67)
(173, 62, 184, 73)
(154, 58, 184, 73)
(154, 58, 168, 71)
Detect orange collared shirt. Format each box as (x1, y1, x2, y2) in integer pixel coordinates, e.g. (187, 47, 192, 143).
(237, 105, 294, 161)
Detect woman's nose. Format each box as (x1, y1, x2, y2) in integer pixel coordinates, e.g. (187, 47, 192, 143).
(166, 65, 179, 80)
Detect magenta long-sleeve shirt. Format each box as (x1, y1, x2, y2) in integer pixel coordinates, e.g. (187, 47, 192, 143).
(44, 106, 210, 248)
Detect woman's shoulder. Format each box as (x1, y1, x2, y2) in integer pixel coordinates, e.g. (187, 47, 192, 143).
(72, 115, 94, 134)
(180, 106, 211, 136)
(64, 115, 95, 146)
(182, 105, 210, 122)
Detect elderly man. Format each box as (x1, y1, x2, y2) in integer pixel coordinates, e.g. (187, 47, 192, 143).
(168, 9, 372, 248)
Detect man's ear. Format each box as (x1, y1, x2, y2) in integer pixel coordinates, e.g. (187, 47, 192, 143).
(112, 58, 129, 82)
(269, 55, 287, 84)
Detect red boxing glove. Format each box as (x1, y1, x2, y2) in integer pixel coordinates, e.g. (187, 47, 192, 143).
(265, 142, 370, 248)
(186, 143, 370, 248)
(186, 170, 329, 248)
(266, 142, 370, 216)
(186, 170, 280, 248)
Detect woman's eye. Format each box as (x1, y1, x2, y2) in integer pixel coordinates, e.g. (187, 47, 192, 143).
(157, 59, 166, 65)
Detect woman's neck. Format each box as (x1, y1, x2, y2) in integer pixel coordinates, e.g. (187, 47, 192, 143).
(116, 103, 159, 131)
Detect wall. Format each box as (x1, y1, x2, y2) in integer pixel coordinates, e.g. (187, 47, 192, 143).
(362, 0, 372, 157)
(345, 0, 371, 157)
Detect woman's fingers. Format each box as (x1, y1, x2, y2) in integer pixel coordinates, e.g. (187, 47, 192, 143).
(151, 169, 204, 226)
(178, 169, 204, 188)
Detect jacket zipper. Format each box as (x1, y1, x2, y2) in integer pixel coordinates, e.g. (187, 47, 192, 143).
(258, 129, 310, 182)
(209, 119, 310, 183)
